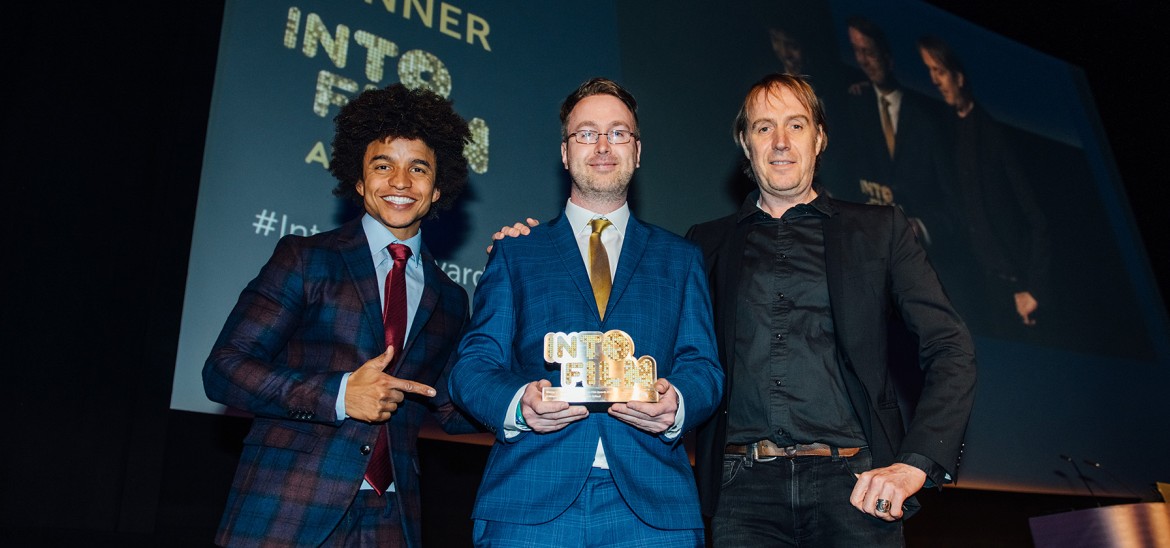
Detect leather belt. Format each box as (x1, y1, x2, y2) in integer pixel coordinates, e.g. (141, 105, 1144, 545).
(726, 440, 862, 460)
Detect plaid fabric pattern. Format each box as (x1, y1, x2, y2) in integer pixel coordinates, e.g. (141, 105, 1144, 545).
(204, 218, 475, 548)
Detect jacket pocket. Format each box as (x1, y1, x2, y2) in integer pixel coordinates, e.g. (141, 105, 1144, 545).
(243, 420, 321, 454)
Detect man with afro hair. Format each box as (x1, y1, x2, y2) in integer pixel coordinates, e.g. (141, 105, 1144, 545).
(204, 83, 480, 548)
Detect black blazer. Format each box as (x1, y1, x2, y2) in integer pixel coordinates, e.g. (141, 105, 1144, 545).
(686, 195, 977, 517)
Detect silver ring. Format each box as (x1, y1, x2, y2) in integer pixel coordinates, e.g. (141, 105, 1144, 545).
(875, 499, 892, 513)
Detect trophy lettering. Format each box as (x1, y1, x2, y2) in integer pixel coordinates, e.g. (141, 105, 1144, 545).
(542, 329, 658, 403)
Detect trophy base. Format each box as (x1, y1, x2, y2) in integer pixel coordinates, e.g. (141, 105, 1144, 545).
(542, 385, 659, 403)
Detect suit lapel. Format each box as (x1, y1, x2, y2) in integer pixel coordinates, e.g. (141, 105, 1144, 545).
(716, 218, 748, 375)
(548, 215, 599, 320)
(393, 244, 439, 377)
(338, 219, 385, 353)
(821, 203, 856, 362)
(608, 216, 648, 322)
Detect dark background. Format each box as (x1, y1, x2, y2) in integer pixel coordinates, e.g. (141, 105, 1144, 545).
(3, 1, 1166, 546)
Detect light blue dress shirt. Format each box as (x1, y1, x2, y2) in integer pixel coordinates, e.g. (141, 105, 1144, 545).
(340, 213, 427, 491)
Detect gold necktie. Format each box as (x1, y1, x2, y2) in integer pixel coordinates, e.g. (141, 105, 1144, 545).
(879, 95, 895, 158)
(589, 218, 613, 319)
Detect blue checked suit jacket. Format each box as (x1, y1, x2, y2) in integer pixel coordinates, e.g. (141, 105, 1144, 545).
(449, 212, 724, 531)
(203, 217, 477, 548)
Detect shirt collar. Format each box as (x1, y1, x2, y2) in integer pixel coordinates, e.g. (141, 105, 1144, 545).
(361, 213, 422, 264)
(565, 199, 630, 238)
(876, 87, 903, 110)
(735, 190, 834, 223)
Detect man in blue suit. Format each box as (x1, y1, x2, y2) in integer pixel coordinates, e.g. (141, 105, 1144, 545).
(204, 84, 480, 547)
(826, 16, 960, 265)
(449, 77, 724, 547)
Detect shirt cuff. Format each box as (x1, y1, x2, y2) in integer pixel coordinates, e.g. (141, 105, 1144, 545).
(662, 387, 685, 440)
(503, 386, 529, 438)
(336, 372, 351, 421)
(897, 452, 949, 489)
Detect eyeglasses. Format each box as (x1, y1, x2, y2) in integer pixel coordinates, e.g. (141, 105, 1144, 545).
(566, 129, 638, 145)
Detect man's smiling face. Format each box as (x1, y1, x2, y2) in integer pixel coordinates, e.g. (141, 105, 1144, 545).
(739, 84, 824, 204)
(561, 94, 641, 206)
(355, 137, 440, 240)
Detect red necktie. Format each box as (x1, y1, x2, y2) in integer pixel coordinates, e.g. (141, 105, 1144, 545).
(364, 243, 411, 496)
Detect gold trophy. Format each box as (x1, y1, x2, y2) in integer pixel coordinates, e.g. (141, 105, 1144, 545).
(542, 329, 658, 403)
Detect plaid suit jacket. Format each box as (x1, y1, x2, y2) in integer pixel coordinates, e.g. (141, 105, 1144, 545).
(203, 217, 476, 548)
(449, 213, 723, 531)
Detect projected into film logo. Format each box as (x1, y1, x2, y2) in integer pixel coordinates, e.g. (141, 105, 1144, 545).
(283, 4, 491, 175)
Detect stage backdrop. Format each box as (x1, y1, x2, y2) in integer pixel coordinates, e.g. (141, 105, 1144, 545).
(174, 0, 1170, 500)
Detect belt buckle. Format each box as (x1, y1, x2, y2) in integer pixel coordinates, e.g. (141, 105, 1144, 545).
(752, 442, 777, 463)
(743, 442, 756, 468)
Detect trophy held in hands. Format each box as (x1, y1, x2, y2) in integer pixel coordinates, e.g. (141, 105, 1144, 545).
(542, 329, 657, 403)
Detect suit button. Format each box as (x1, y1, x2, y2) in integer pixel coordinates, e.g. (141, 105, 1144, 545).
(360, 445, 372, 455)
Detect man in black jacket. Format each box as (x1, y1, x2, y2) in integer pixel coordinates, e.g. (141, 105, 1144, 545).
(917, 34, 1051, 335)
(687, 73, 977, 547)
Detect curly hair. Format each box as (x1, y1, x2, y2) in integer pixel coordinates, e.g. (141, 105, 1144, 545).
(330, 84, 470, 214)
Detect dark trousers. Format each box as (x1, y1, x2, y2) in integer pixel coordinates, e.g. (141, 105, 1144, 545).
(323, 490, 405, 548)
(712, 448, 903, 548)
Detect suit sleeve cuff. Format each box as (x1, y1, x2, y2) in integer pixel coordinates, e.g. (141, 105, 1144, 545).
(898, 452, 949, 489)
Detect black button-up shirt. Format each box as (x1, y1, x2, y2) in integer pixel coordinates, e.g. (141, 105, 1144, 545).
(725, 196, 867, 449)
